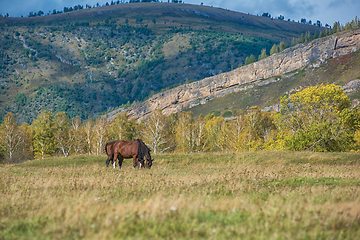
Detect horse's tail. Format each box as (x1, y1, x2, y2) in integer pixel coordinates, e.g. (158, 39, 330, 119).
(105, 142, 109, 155)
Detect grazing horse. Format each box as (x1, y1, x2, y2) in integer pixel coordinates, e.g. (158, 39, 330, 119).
(107, 139, 153, 169)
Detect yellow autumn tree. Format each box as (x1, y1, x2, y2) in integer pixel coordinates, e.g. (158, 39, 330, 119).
(275, 84, 359, 151)
(204, 114, 227, 152)
(108, 112, 136, 141)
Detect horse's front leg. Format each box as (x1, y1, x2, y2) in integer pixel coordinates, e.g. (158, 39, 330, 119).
(139, 158, 145, 169)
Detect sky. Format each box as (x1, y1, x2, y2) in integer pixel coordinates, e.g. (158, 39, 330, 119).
(0, 0, 359, 26)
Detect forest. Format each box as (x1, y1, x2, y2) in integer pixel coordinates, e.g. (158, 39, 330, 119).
(1, 84, 360, 163)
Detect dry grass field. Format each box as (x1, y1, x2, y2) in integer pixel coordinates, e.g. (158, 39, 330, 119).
(1, 152, 360, 239)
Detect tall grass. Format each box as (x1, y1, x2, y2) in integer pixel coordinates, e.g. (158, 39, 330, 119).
(1, 152, 360, 239)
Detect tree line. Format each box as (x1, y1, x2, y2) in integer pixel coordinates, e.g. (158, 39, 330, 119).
(1, 84, 360, 163)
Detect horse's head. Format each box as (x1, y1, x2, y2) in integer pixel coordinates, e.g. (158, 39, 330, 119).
(146, 157, 153, 169)
(145, 148, 153, 169)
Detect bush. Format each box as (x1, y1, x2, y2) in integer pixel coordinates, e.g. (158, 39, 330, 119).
(222, 111, 233, 117)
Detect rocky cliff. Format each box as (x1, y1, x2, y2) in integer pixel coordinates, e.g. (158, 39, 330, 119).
(108, 29, 360, 121)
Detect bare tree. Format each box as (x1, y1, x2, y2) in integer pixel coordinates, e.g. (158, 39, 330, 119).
(142, 109, 172, 154)
(0, 113, 24, 162)
(54, 112, 73, 157)
(83, 119, 93, 155)
(92, 118, 107, 155)
(70, 116, 83, 155)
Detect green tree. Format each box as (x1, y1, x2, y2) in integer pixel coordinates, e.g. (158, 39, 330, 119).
(270, 44, 279, 55)
(108, 112, 135, 141)
(279, 42, 288, 52)
(275, 84, 359, 151)
(32, 110, 54, 159)
(244, 54, 256, 65)
(258, 48, 268, 61)
(19, 122, 33, 160)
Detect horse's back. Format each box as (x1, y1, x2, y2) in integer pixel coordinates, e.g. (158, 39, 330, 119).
(114, 140, 139, 158)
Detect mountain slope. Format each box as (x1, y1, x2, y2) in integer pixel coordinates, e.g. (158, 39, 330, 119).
(108, 28, 360, 121)
(0, 3, 324, 123)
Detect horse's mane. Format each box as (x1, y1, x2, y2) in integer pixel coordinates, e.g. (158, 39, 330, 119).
(138, 139, 151, 152)
(136, 139, 151, 160)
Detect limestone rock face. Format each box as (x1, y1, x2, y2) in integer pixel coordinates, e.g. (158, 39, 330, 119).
(108, 29, 360, 122)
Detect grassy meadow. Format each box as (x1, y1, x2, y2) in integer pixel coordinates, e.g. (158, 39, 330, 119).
(1, 152, 360, 239)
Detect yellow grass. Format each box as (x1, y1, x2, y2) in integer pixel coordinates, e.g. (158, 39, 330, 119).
(1, 152, 360, 239)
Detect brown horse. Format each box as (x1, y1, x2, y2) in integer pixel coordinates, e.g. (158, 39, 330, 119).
(106, 139, 153, 169)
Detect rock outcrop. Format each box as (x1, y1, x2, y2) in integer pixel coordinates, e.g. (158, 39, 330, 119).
(108, 29, 360, 122)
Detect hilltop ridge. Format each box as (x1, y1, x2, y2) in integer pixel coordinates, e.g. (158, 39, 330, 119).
(0, 3, 321, 42)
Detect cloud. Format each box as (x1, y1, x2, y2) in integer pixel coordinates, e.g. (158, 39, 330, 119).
(206, 0, 317, 21)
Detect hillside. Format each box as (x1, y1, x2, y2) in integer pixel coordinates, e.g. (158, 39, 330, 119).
(107, 28, 360, 121)
(0, 2, 323, 123)
(189, 47, 360, 118)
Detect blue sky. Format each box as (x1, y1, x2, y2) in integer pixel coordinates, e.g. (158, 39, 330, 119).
(0, 0, 358, 26)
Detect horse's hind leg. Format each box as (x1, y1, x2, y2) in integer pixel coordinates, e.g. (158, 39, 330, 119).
(106, 154, 113, 167)
(113, 153, 118, 168)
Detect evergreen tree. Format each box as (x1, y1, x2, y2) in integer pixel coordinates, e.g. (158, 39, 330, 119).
(270, 44, 279, 55)
(279, 42, 288, 52)
(244, 54, 256, 65)
(258, 48, 268, 61)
